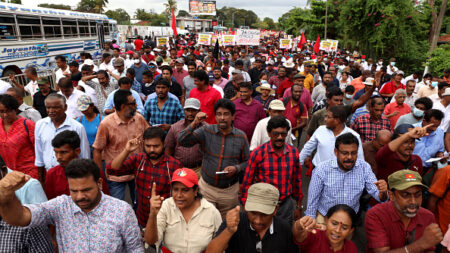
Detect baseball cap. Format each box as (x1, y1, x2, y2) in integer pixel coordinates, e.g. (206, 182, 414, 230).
(176, 58, 185, 64)
(184, 98, 201, 110)
(148, 61, 157, 66)
(395, 70, 405, 76)
(113, 58, 124, 67)
(171, 168, 198, 187)
(231, 69, 241, 74)
(37, 76, 50, 85)
(442, 88, 450, 97)
(83, 59, 94, 66)
(77, 95, 93, 112)
(245, 183, 280, 215)
(126, 50, 134, 55)
(388, 170, 427, 191)
(393, 124, 414, 139)
(268, 100, 285, 111)
(363, 77, 375, 86)
(293, 73, 305, 80)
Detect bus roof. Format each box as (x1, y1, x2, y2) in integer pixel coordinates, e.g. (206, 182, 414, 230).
(0, 2, 115, 22)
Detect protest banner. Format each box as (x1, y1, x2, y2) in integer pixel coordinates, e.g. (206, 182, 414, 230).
(235, 29, 260, 46)
(319, 39, 339, 52)
(279, 39, 292, 49)
(156, 37, 169, 47)
(222, 35, 235, 46)
(198, 34, 212, 45)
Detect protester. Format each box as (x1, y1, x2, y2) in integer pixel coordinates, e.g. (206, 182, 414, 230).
(76, 95, 102, 150)
(427, 164, 450, 235)
(363, 129, 392, 173)
(254, 81, 275, 111)
(103, 77, 145, 115)
(6, 87, 41, 122)
(33, 76, 56, 118)
(189, 70, 222, 124)
(57, 77, 85, 119)
(395, 97, 433, 128)
(83, 70, 118, 114)
(384, 89, 411, 130)
(351, 96, 391, 142)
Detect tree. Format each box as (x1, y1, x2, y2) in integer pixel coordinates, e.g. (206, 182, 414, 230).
(0, 0, 21, 3)
(263, 17, 276, 30)
(427, 44, 450, 76)
(38, 3, 71, 10)
(177, 10, 190, 17)
(135, 9, 169, 26)
(105, 8, 130, 24)
(164, 0, 177, 17)
(216, 7, 258, 28)
(428, 0, 448, 52)
(76, 0, 108, 13)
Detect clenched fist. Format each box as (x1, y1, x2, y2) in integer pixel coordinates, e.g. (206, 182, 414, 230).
(0, 171, 30, 204)
(226, 206, 240, 234)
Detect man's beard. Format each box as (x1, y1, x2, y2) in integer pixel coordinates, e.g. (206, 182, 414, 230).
(145, 149, 164, 160)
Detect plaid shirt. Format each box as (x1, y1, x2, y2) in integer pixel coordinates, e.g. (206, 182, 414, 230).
(240, 142, 302, 204)
(143, 97, 185, 126)
(0, 219, 54, 253)
(351, 113, 391, 142)
(106, 153, 182, 227)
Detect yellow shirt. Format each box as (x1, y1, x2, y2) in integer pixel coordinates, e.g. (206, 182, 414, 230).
(157, 198, 222, 253)
(301, 72, 314, 93)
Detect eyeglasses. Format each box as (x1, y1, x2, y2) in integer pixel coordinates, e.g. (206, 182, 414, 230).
(337, 149, 358, 156)
(256, 241, 262, 253)
(271, 131, 288, 137)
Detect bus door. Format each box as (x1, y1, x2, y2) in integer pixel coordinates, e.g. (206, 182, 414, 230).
(96, 21, 105, 49)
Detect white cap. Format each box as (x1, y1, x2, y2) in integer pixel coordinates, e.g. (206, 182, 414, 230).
(442, 88, 450, 97)
(84, 59, 94, 66)
(363, 77, 375, 86)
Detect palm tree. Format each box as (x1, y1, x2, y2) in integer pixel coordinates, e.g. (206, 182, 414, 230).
(94, 0, 108, 13)
(164, 0, 177, 17)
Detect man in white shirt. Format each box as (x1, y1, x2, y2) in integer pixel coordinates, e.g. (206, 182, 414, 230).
(57, 77, 85, 119)
(300, 105, 364, 166)
(229, 60, 251, 82)
(109, 58, 127, 86)
(24, 67, 39, 96)
(79, 59, 99, 73)
(402, 71, 421, 85)
(386, 58, 398, 76)
(0, 79, 12, 94)
(55, 55, 70, 84)
(432, 88, 450, 131)
(6, 87, 41, 122)
(250, 100, 293, 151)
(99, 53, 115, 72)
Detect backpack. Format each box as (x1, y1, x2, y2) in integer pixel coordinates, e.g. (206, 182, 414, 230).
(282, 97, 304, 116)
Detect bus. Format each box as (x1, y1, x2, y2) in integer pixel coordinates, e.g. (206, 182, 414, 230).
(0, 3, 118, 77)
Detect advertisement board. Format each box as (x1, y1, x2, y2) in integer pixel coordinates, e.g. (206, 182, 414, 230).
(0, 44, 48, 61)
(189, 0, 216, 16)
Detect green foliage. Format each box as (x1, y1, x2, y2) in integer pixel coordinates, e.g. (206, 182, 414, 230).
(177, 10, 190, 17)
(216, 7, 259, 28)
(135, 9, 168, 26)
(427, 44, 450, 76)
(38, 3, 72, 10)
(263, 17, 276, 30)
(0, 0, 21, 3)
(164, 0, 177, 17)
(105, 8, 130, 24)
(76, 0, 108, 13)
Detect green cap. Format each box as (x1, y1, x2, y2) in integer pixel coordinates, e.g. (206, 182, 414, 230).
(37, 76, 50, 85)
(388, 170, 428, 191)
(245, 183, 279, 215)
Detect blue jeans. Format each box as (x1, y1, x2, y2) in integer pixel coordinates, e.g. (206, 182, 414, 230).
(102, 162, 138, 211)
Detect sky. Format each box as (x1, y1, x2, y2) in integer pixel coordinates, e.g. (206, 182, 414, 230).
(20, 0, 309, 21)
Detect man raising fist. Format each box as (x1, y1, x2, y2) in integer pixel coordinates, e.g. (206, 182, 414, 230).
(206, 183, 299, 253)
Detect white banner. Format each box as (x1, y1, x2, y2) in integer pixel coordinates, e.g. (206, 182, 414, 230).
(235, 29, 260, 46)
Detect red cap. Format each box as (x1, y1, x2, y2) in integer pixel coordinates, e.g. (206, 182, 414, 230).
(171, 168, 198, 187)
(126, 50, 134, 55)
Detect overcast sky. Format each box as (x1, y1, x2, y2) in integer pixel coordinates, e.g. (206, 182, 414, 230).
(21, 0, 308, 21)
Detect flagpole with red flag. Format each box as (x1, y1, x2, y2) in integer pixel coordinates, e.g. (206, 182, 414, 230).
(171, 9, 178, 37)
(313, 35, 320, 54)
(298, 32, 306, 49)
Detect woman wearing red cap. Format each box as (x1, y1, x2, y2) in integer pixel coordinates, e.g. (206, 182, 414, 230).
(145, 168, 222, 253)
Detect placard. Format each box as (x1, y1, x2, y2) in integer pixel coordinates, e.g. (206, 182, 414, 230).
(198, 34, 212, 45)
(235, 29, 260, 46)
(279, 39, 292, 49)
(156, 37, 169, 47)
(222, 35, 235, 46)
(319, 39, 339, 52)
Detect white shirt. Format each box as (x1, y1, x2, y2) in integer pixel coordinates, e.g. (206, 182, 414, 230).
(78, 80, 98, 106)
(386, 65, 398, 76)
(403, 74, 418, 85)
(58, 89, 85, 119)
(299, 125, 364, 166)
(229, 70, 251, 83)
(0, 79, 12, 94)
(99, 61, 115, 72)
(55, 66, 70, 84)
(35, 115, 90, 170)
(24, 80, 38, 96)
(212, 84, 224, 98)
(362, 62, 372, 71)
(18, 103, 42, 122)
(429, 93, 441, 105)
(124, 59, 134, 69)
(311, 84, 326, 104)
(250, 117, 293, 151)
(110, 69, 127, 86)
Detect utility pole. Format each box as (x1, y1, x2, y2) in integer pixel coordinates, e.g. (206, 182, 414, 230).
(324, 0, 328, 39)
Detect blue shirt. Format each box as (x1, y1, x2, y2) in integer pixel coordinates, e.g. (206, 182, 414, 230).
(35, 115, 90, 170)
(131, 78, 142, 95)
(131, 63, 149, 85)
(10, 168, 48, 205)
(102, 89, 145, 115)
(350, 106, 369, 124)
(77, 114, 103, 146)
(413, 122, 445, 167)
(305, 158, 381, 217)
(143, 96, 184, 125)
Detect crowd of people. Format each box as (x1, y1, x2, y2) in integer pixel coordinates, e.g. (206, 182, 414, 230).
(0, 32, 449, 253)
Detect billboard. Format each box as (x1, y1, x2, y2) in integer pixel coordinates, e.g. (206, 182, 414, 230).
(189, 0, 216, 16)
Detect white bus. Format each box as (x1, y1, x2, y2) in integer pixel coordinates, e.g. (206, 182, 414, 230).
(0, 3, 118, 77)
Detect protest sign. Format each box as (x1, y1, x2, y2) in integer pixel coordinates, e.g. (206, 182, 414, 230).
(235, 29, 260, 46)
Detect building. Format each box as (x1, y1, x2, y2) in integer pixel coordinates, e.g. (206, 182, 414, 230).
(175, 17, 213, 33)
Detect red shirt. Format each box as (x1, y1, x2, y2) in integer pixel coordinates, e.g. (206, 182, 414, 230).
(134, 39, 144, 51)
(45, 165, 110, 200)
(295, 230, 357, 253)
(141, 53, 155, 64)
(375, 144, 423, 182)
(384, 101, 411, 130)
(380, 81, 405, 95)
(277, 79, 293, 96)
(365, 201, 436, 252)
(189, 86, 222, 124)
(283, 99, 308, 136)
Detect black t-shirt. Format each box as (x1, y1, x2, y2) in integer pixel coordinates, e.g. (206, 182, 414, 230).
(33, 89, 56, 118)
(215, 212, 298, 253)
(147, 80, 183, 98)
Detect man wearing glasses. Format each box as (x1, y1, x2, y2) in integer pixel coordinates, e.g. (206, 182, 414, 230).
(241, 116, 302, 225)
(207, 183, 299, 253)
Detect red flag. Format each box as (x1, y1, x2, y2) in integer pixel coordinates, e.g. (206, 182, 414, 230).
(313, 35, 320, 54)
(171, 9, 178, 37)
(298, 32, 306, 49)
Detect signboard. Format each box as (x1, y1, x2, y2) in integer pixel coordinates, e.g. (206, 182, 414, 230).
(235, 29, 260, 46)
(0, 44, 48, 61)
(319, 39, 339, 52)
(279, 39, 292, 49)
(156, 37, 169, 47)
(222, 35, 235, 46)
(189, 0, 216, 16)
(198, 33, 212, 45)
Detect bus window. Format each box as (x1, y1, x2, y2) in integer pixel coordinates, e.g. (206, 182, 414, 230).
(17, 16, 42, 40)
(89, 21, 97, 35)
(62, 19, 77, 37)
(43, 18, 62, 38)
(0, 16, 16, 40)
(78, 20, 90, 37)
(104, 22, 110, 36)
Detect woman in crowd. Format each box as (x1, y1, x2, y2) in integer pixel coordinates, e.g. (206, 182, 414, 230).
(293, 204, 358, 253)
(76, 95, 102, 154)
(339, 72, 352, 91)
(0, 94, 37, 179)
(145, 168, 222, 253)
